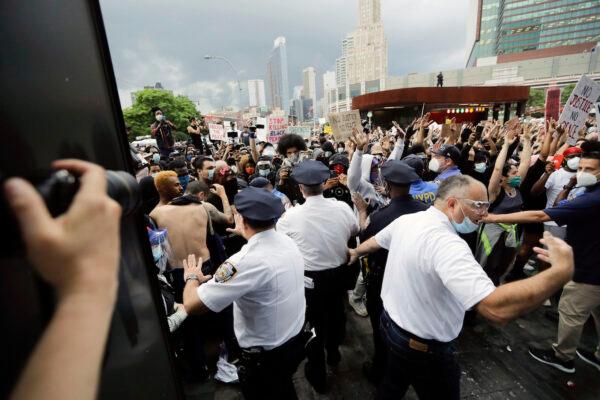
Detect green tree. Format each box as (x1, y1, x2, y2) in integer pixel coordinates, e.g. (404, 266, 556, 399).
(561, 84, 576, 105)
(122, 89, 199, 142)
(527, 88, 545, 108)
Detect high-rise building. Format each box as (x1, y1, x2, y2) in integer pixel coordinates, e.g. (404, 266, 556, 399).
(302, 67, 317, 100)
(293, 85, 304, 100)
(247, 79, 266, 108)
(322, 70, 337, 115)
(330, 0, 388, 112)
(267, 36, 290, 115)
(467, 0, 600, 67)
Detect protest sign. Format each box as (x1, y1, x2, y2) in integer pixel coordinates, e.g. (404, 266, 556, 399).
(204, 115, 223, 124)
(323, 125, 332, 135)
(208, 123, 225, 141)
(545, 87, 560, 123)
(328, 110, 362, 141)
(286, 125, 311, 139)
(267, 116, 287, 143)
(558, 75, 600, 145)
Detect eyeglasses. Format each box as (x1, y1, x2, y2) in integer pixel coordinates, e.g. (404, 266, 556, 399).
(456, 198, 490, 213)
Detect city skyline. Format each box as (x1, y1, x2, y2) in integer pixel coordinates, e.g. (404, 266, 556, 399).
(100, 0, 470, 112)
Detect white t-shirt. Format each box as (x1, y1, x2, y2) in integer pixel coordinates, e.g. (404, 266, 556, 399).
(376, 207, 495, 342)
(544, 168, 575, 227)
(197, 229, 305, 349)
(277, 195, 359, 271)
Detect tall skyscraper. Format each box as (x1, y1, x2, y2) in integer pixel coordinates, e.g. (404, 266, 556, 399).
(293, 85, 304, 100)
(302, 67, 316, 100)
(267, 36, 290, 114)
(467, 0, 600, 67)
(331, 0, 388, 112)
(247, 79, 266, 108)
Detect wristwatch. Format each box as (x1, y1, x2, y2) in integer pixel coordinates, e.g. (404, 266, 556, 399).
(185, 274, 199, 283)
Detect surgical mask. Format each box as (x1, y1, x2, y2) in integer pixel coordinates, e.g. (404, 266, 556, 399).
(178, 175, 190, 191)
(337, 147, 344, 154)
(576, 171, 598, 187)
(566, 157, 580, 171)
(507, 175, 521, 188)
(324, 151, 332, 158)
(287, 153, 300, 165)
(207, 169, 215, 181)
(259, 169, 270, 177)
(474, 163, 486, 174)
(429, 158, 441, 173)
(155, 115, 164, 121)
(152, 153, 161, 164)
(451, 204, 480, 234)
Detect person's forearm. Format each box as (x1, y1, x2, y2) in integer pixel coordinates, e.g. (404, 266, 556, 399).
(415, 127, 425, 145)
(356, 236, 381, 256)
(249, 137, 258, 163)
(554, 187, 573, 206)
(357, 209, 368, 231)
(478, 264, 571, 325)
(488, 210, 550, 224)
(11, 289, 117, 400)
(347, 150, 363, 191)
(183, 280, 209, 315)
(530, 173, 550, 196)
(220, 194, 234, 223)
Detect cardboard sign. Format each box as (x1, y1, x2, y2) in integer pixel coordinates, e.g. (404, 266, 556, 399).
(323, 125, 332, 135)
(208, 123, 225, 141)
(328, 110, 362, 141)
(286, 125, 311, 139)
(545, 87, 560, 123)
(267, 116, 287, 143)
(558, 75, 600, 145)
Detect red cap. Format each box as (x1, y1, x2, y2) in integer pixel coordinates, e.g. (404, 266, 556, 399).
(563, 147, 582, 157)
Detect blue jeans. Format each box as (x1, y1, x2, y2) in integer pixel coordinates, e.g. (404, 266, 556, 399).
(377, 311, 461, 400)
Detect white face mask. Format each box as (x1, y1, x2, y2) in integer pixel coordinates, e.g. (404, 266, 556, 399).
(566, 157, 580, 171)
(576, 171, 598, 187)
(155, 115, 163, 121)
(428, 158, 441, 173)
(337, 147, 344, 153)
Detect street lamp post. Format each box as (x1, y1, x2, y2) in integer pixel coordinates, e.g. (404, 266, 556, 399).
(204, 55, 243, 110)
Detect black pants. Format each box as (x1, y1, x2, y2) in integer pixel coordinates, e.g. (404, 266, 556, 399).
(366, 269, 386, 373)
(237, 332, 305, 400)
(377, 311, 460, 400)
(190, 134, 204, 154)
(304, 266, 346, 381)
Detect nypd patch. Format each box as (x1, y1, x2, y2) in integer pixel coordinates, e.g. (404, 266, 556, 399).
(214, 261, 237, 283)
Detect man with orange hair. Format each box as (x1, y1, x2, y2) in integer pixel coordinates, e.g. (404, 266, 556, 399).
(153, 170, 183, 208)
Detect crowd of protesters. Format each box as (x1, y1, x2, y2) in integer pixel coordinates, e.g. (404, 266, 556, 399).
(8, 104, 600, 400)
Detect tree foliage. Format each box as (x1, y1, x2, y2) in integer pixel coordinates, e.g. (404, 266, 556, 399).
(527, 88, 545, 108)
(122, 89, 199, 142)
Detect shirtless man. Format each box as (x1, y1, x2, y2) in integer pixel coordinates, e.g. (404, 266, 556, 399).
(150, 170, 210, 296)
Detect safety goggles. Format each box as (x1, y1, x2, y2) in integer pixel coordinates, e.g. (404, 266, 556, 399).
(456, 198, 490, 214)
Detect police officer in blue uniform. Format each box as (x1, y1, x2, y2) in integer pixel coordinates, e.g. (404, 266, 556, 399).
(359, 159, 429, 384)
(182, 187, 307, 399)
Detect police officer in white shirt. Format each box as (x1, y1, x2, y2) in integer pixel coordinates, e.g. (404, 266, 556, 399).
(182, 187, 306, 400)
(349, 175, 574, 400)
(277, 159, 360, 393)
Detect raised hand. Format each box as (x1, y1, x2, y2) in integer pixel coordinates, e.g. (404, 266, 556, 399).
(182, 253, 212, 283)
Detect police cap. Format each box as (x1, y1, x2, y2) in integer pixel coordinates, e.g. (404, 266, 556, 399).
(291, 159, 330, 185)
(381, 159, 419, 185)
(234, 187, 284, 221)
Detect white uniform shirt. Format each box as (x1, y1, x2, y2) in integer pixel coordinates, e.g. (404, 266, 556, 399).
(276, 195, 359, 271)
(376, 207, 495, 342)
(197, 229, 305, 350)
(544, 168, 575, 227)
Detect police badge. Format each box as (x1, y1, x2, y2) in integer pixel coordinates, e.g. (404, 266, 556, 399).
(214, 261, 237, 283)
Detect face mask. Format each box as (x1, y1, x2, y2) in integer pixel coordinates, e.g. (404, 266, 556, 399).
(178, 175, 190, 191)
(324, 151, 332, 158)
(152, 153, 161, 164)
(566, 157, 580, 171)
(155, 115, 162, 121)
(474, 163, 486, 174)
(230, 166, 238, 174)
(429, 158, 441, 173)
(287, 154, 299, 165)
(507, 175, 521, 188)
(207, 169, 215, 182)
(451, 204, 480, 234)
(332, 164, 345, 175)
(576, 171, 598, 187)
(337, 148, 344, 154)
(259, 169, 270, 177)
(245, 167, 255, 175)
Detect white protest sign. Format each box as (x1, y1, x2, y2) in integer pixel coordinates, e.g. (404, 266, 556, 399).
(208, 123, 225, 141)
(286, 125, 311, 139)
(328, 110, 362, 141)
(267, 116, 288, 143)
(558, 75, 600, 145)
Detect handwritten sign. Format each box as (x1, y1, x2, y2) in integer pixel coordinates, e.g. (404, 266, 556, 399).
(328, 110, 362, 141)
(286, 125, 311, 139)
(267, 116, 288, 143)
(208, 123, 225, 141)
(558, 75, 600, 145)
(545, 87, 560, 123)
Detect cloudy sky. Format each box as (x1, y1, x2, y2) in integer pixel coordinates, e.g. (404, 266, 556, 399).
(100, 0, 470, 112)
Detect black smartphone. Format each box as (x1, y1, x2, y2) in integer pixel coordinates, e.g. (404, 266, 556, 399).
(475, 125, 484, 140)
(227, 131, 238, 138)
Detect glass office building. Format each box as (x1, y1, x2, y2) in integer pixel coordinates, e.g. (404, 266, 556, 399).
(468, 0, 600, 66)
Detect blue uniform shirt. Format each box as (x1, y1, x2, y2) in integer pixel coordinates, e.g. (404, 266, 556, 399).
(433, 166, 462, 184)
(410, 179, 438, 206)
